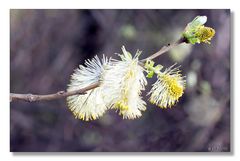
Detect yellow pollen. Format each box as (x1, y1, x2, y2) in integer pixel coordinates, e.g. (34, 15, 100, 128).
(125, 69, 134, 79)
(162, 74, 184, 100)
(196, 26, 215, 43)
(91, 114, 96, 120)
(114, 68, 135, 111)
(115, 100, 129, 111)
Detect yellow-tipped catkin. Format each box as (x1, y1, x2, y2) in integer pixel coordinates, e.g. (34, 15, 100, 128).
(196, 26, 215, 44)
(149, 65, 185, 108)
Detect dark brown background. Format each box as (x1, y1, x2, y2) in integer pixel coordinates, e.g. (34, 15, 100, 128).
(10, 9, 230, 152)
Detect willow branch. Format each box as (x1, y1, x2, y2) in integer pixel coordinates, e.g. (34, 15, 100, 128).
(140, 37, 186, 63)
(10, 37, 186, 103)
(10, 82, 100, 102)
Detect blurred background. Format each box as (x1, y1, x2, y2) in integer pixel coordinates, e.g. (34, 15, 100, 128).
(10, 9, 230, 152)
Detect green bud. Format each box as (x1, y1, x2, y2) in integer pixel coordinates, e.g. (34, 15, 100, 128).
(182, 16, 215, 45)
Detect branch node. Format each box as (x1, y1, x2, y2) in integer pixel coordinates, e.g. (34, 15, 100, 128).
(57, 91, 65, 95)
(27, 94, 36, 102)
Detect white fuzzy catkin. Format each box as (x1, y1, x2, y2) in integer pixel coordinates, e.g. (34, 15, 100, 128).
(102, 46, 147, 119)
(66, 55, 110, 121)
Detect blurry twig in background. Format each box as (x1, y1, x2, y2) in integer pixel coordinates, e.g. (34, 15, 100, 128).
(10, 38, 186, 103)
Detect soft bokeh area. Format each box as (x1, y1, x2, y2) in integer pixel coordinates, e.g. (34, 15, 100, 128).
(10, 9, 230, 152)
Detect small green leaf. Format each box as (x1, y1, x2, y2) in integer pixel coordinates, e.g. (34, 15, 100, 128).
(191, 16, 207, 27)
(144, 60, 164, 78)
(146, 71, 154, 78)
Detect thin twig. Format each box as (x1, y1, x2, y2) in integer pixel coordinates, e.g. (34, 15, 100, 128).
(10, 82, 100, 102)
(10, 37, 186, 102)
(140, 37, 185, 63)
